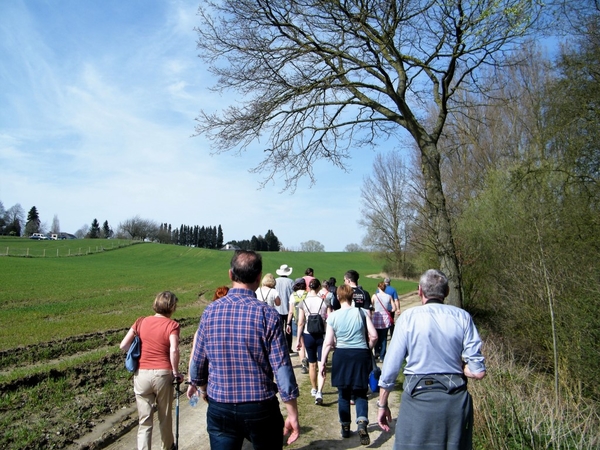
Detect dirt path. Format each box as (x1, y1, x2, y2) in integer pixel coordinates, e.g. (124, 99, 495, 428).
(76, 292, 421, 450)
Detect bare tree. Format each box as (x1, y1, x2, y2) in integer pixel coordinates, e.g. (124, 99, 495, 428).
(4, 203, 25, 236)
(75, 224, 89, 239)
(193, 0, 545, 306)
(360, 151, 414, 276)
(118, 216, 159, 241)
(344, 243, 363, 252)
(300, 240, 325, 252)
(0, 201, 6, 234)
(51, 215, 60, 234)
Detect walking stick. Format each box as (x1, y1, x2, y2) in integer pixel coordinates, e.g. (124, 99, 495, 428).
(173, 377, 182, 450)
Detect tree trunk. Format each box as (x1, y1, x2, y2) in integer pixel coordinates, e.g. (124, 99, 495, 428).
(420, 142, 463, 308)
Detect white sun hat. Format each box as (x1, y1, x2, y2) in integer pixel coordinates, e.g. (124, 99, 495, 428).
(276, 264, 293, 276)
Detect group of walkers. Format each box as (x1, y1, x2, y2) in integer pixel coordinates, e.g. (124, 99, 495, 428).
(120, 250, 487, 450)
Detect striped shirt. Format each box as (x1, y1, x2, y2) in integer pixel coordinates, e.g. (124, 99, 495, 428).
(189, 288, 299, 403)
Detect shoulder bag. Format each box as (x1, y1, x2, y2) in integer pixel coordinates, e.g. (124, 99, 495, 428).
(125, 318, 144, 373)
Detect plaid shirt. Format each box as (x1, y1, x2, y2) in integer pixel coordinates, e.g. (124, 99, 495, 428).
(189, 288, 299, 403)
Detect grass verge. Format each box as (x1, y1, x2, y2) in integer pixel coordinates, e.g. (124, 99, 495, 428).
(471, 340, 600, 449)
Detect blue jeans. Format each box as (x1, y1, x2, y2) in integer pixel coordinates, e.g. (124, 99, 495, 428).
(338, 387, 369, 425)
(207, 397, 285, 450)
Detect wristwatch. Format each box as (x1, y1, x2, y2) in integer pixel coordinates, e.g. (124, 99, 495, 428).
(376, 400, 388, 409)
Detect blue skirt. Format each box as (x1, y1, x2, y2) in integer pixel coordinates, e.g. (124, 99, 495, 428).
(331, 347, 371, 390)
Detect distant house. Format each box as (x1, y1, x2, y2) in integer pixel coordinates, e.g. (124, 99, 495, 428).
(221, 244, 240, 251)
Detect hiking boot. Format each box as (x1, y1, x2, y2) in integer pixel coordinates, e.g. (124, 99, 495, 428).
(340, 424, 351, 438)
(315, 391, 323, 405)
(357, 420, 370, 445)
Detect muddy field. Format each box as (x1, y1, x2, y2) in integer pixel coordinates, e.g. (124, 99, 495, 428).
(1, 292, 419, 450)
(0, 317, 196, 450)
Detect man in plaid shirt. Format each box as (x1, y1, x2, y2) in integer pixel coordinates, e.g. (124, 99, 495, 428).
(188, 250, 300, 449)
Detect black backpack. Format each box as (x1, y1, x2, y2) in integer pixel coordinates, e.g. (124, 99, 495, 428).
(306, 300, 325, 334)
(329, 285, 340, 310)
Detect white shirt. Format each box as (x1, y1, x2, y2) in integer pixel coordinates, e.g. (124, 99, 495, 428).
(379, 302, 486, 390)
(255, 286, 279, 308)
(300, 293, 330, 335)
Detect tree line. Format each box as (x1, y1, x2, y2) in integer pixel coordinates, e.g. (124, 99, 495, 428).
(0, 205, 284, 252)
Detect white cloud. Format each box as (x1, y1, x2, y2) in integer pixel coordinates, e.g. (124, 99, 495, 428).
(0, 0, 374, 251)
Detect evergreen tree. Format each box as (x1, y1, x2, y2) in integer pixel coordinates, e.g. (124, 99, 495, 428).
(102, 220, 112, 238)
(193, 225, 200, 247)
(265, 229, 280, 251)
(217, 225, 224, 248)
(210, 226, 217, 249)
(198, 226, 206, 248)
(0, 201, 6, 235)
(179, 225, 185, 245)
(89, 219, 101, 238)
(24, 206, 41, 236)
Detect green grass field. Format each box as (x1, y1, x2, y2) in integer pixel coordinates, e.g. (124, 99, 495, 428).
(0, 238, 418, 449)
(0, 239, 417, 350)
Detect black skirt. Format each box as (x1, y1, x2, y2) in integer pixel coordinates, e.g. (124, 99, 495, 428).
(331, 347, 372, 390)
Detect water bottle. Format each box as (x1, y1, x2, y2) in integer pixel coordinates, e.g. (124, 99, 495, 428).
(189, 393, 199, 407)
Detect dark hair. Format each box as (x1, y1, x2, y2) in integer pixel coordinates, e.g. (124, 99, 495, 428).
(344, 270, 359, 283)
(309, 278, 321, 291)
(293, 278, 306, 291)
(305, 267, 314, 276)
(328, 277, 336, 286)
(230, 250, 262, 284)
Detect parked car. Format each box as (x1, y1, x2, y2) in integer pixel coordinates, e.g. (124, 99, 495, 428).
(29, 233, 49, 240)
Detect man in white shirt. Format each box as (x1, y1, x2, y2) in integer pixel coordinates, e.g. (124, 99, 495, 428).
(377, 269, 486, 449)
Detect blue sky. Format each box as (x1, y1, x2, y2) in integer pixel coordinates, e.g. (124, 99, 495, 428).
(0, 0, 390, 251)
